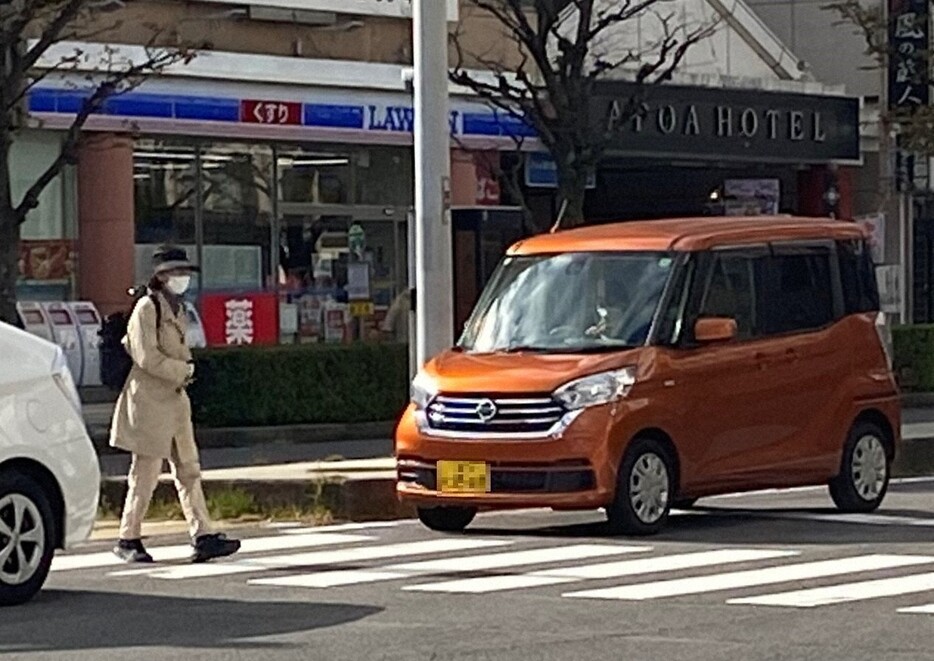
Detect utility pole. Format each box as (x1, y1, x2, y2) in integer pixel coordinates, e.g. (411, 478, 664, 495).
(412, 0, 454, 369)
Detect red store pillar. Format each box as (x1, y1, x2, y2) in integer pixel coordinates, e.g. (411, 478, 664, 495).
(77, 133, 136, 316)
(797, 164, 854, 219)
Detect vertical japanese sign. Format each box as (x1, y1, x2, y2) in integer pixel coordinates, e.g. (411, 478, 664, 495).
(889, 0, 930, 110)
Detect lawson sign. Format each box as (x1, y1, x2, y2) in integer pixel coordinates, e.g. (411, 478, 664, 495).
(27, 87, 536, 142)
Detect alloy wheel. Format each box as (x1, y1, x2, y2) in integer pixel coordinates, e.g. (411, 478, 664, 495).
(629, 452, 670, 524)
(0, 494, 45, 586)
(851, 434, 887, 502)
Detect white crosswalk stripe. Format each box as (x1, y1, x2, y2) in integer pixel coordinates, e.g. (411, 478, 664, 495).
(53, 532, 373, 572)
(722, 511, 934, 528)
(729, 572, 934, 608)
(115, 538, 512, 580)
(562, 555, 934, 601)
(250, 544, 646, 589)
(402, 549, 798, 594)
(52, 526, 934, 614)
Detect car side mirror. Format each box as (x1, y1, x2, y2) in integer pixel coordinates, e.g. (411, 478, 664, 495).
(694, 317, 738, 344)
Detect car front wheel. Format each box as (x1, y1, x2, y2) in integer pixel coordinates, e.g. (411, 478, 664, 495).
(829, 421, 890, 513)
(606, 438, 674, 536)
(0, 472, 57, 607)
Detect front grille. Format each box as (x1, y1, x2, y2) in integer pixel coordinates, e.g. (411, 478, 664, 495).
(426, 395, 565, 435)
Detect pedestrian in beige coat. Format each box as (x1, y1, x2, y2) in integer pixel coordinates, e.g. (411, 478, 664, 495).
(110, 245, 240, 564)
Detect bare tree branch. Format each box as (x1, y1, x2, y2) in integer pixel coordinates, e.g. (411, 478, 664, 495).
(453, 0, 713, 227)
(15, 45, 194, 224)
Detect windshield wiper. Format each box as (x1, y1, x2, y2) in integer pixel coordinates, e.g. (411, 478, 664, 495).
(501, 345, 552, 354)
(548, 345, 636, 354)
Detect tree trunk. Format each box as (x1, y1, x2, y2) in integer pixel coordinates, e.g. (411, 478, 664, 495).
(0, 122, 20, 326)
(0, 209, 19, 326)
(555, 165, 588, 229)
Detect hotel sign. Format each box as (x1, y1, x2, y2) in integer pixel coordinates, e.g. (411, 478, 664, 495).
(595, 82, 861, 163)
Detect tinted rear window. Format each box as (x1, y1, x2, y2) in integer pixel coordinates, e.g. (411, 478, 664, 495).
(838, 239, 880, 314)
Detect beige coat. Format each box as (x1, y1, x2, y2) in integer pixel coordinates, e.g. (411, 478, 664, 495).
(110, 292, 198, 462)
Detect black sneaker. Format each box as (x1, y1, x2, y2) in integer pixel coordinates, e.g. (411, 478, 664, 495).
(191, 533, 241, 563)
(113, 539, 154, 563)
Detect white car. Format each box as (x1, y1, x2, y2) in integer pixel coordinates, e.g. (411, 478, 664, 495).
(0, 321, 100, 606)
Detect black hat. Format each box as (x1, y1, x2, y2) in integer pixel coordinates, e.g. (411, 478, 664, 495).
(152, 245, 200, 274)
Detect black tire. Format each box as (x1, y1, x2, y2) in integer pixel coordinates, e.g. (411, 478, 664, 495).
(417, 506, 477, 533)
(828, 421, 891, 513)
(671, 498, 698, 510)
(0, 472, 57, 607)
(606, 438, 674, 536)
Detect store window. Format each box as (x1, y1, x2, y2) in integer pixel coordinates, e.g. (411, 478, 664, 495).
(131, 139, 412, 346)
(134, 139, 198, 246)
(199, 142, 274, 293)
(276, 144, 411, 344)
(13, 130, 76, 301)
(134, 140, 274, 295)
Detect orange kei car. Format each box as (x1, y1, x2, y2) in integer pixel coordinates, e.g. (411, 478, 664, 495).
(395, 216, 900, 535)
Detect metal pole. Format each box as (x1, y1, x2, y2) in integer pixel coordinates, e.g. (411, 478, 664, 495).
(194, 145, 205, 298)
(407, 208, 417, 380)
(271, 144, 281, 291)
(413, 0, 454, 368)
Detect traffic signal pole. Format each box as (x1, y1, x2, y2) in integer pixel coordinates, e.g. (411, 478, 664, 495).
(412, 0, 455, 369)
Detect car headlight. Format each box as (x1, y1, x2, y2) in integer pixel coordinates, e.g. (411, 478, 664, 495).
(51, 348, 82, 416)
(410, 370, 438, 410)
(553, 367, 637, 411)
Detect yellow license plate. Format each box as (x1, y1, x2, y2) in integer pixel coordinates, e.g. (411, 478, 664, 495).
(437, 460, 490, 493)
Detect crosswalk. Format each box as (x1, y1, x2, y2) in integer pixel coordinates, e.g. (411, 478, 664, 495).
(50, 520, 934, 615)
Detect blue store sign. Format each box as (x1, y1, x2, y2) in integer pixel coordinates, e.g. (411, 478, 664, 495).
(525, 152, 597, 189)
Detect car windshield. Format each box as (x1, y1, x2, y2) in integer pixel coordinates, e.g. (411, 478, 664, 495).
(459, 251, 676, 354)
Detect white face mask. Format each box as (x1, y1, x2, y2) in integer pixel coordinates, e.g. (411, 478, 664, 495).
(166, 275, 191, 296)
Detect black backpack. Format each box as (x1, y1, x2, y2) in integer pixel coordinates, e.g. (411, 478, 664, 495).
(99, 291, 161, 392)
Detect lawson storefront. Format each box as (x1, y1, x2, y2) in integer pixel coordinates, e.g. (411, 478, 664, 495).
(18, 53, 531, 346)
(16, 51, 862, 349)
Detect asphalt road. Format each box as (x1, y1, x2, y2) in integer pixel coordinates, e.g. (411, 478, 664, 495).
(7, 480, 934, 661)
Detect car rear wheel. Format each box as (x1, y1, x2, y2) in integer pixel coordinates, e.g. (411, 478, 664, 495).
(829, 421, 890, 513)
(417, 506, 477, 533)
(0, 472, 56, 607)
(606, 438, 674, 536)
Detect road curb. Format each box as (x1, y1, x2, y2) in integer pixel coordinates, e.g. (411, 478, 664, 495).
(95, 438, 934, 526)
(99, 475, 416, 522)
(894, 437, 934, 477)
(88, 420, 397, 454)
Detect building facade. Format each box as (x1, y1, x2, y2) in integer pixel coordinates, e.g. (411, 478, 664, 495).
(15, 0, 867, 347)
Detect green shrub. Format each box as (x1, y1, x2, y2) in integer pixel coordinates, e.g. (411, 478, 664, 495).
(188, 343, 410, 427)
(893, 325, 934, 392)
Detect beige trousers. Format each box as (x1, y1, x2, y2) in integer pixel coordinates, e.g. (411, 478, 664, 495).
(118, 443, 213, 541)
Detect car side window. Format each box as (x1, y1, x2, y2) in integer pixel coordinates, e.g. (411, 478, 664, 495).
(655, 255, 694, 346)
(838, 239, 880, 314)
(697, 252, 758, 340)
(761, 246, 835, 335)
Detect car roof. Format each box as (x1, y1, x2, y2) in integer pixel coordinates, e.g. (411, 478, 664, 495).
(508, 216, 869, 255)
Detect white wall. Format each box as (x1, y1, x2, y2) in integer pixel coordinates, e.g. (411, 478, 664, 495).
(196, 0, 459, 20)
(746, 0, 880, 96)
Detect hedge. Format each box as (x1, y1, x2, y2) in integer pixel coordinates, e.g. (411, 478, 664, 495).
(893, 325, 934, 393)
(183, 327, 934, 425)
(187, 343, 410, 428)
